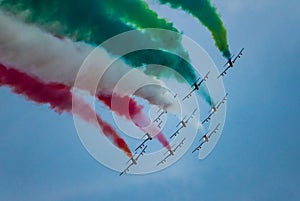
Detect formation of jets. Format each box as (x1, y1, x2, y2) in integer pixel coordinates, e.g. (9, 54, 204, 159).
(157, 138, 186, 166)
(120, 145, 147, 176)
(182, 71, 210, 101)
(192, 123, 221, 153)
(218, 48, 244, 78)
(119, 49, 244, 175)
(201, 93, 228, 124)
(170, 108, 197, 139)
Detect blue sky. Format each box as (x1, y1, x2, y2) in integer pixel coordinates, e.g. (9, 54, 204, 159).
(1, 0, 300, 201)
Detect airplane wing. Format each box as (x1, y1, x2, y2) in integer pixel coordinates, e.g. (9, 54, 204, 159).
(134, 139, 148, 152)
(191, 108, 198, 116)
(223, 60, 230, 67)
(216, 93, 228, 109)
(158, 138, 185, 165)
(153, 111, 165, 123)
(173, 138, 186, 152)
(156, 154, 171, 166)
(134, 143, 144, 152)
(208, 123, 221, 138)
(119, 162, 134, 176)
(201, 113, 213, 124)
(182, 88, 196, 101)
(153, 116, 160, 123)
(170, 127, 182, 139)
(135, 146, 147, 161)
(193, 77, 201, 85)
(197, 71, 210, 86)
(192, 141, 205, 153)
(157, 121, 162, 128)
(176, 115, 187, 127)
(232, 48, 244, 63)
(217, 66, 230, 78)
(185, 108, 198, 124)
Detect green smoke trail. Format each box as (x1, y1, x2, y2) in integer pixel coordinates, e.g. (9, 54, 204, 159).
(0, 0, 212, 105)
(100, 0, 212, 104)
(0, 0, 131, 44)
(158, 0, 231, 58)
(125, 50, 212, 105)
(103, 0, 176, 31)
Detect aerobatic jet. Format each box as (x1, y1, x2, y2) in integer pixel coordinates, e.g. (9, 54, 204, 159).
(192, 123, 221, 153)
(157, 138, 186, 166)
(170, 108, 197, 139)
(120, 146, 147, 176)
(201, 94, 228, 124)
(183, 71, 210, 101)
(218, 48, 244, 78)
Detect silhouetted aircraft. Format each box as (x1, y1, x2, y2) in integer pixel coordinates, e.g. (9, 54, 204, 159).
(157, 138, 186, 166)
(183, 71, 210, 101)
(218, 48, 244, 78)
(170, 108, 197, 139)
(201, 94, 228, 124)
(192, 123, 221, 153)
(120, 146, 147, 176)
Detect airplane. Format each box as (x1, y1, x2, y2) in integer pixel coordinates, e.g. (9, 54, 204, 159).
(224, 48, 244, 67)
(201, 94, 228, 124)
(134, 133, 152, 151)
(157, 138, 186, 166)
(218, 48, 244, 78)
(210, 93, 228, 113)
(192, 123, 221, 153)
(169, 116, 188, 139)
(170, 108, 198, 139)
(182, 71, 210, 101)
(199, 123, 221, 142)
(153, 109, 167, 123)
(120, 146, 147, 176)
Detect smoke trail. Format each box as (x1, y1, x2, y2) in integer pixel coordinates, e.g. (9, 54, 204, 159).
(98, 93, 171, 150)
(0, 2, 208, 98)
(0, 63, 132, 157)
(132, 109, 172, 151)
(102, 0, 190, 58)
(0, 11, 174, 108)
(0, 0, 130, 44)
(124, 50, 212, 105)
(104, 0, 176, 31)
(157, 0, 231, 58)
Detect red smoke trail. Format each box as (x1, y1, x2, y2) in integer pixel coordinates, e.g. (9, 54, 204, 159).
(98, 94, 171, 150)
(0, 63, 132, 158)
(131, 109, 172, 151)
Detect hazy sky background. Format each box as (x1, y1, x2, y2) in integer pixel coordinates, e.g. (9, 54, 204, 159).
(1, 0, 300, 200)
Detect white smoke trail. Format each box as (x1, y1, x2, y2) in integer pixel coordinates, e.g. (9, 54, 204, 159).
(0, 10, 175, 108)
